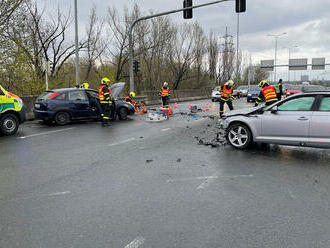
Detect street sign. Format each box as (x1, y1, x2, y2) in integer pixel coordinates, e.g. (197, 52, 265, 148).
(183, 0, 193, 19)
(312, 58, 325, 70)
(289, 58, 308, 70)
(235, 0, 246, 13)
(260, 60, 274, 71)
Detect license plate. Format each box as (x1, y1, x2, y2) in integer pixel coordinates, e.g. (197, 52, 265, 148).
(35, 103, 40, 109)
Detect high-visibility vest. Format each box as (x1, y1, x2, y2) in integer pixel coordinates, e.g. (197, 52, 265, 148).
(262, 85, 278, 102)
(221, 85, 233, 99)
(99, 84, 111, 102)
(275, 82, 282, 94)
(161, 88, 170, 97)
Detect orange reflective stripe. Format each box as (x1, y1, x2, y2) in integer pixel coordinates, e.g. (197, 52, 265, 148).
(262, 86, 277, 101)
(161, 88, 169, 96)
(221, 86, 233, 98)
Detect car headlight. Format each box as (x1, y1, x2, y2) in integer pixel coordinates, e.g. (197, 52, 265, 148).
(248, 94, 252, 96)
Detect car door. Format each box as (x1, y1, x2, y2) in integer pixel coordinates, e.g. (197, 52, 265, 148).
(259, 96, 316, 145)
(68, 91, 90, 118)
(308, 96, 330, 148)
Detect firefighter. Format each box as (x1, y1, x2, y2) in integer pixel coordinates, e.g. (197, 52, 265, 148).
(99, 77, 114, 126)
(219, 79, 235, 118)
(276, 79, 283, 100)
(125, 92, 135, 105)
(80, 82, 89, 89)
(255, 80, 278, 106)
(159, 82, 171, 108)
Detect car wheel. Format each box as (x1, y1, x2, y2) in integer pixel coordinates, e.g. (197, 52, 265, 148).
(226, 123, 252, 149)
(118, 108, 128, 120)
(211, 99, 215, 102)
(54, 111, 70, 125)
(0, 114, 19, 135)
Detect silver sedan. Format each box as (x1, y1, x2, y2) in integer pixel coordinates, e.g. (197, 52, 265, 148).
(220, 92, 330, 149)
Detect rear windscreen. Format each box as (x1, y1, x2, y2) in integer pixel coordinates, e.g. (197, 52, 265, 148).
(37, 91, 54, 101)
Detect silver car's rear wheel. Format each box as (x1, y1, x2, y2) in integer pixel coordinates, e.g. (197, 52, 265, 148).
(227, 123, 252, 149)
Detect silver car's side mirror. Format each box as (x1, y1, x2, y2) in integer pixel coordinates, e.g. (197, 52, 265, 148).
(271, 106, 278, 114)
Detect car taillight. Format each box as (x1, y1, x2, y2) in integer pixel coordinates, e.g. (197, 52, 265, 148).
(46, 92, 60, 100)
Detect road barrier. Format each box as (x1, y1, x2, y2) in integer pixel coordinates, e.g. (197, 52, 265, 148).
(21, 88, 212, 120)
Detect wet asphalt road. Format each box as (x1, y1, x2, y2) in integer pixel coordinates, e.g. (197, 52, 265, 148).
(1, 98, 330, 248)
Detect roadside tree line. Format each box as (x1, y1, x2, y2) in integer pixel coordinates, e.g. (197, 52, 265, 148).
(0, 0, 268, 96)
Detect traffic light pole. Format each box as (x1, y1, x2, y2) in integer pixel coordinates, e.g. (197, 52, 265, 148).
(129, 0, 232, 92)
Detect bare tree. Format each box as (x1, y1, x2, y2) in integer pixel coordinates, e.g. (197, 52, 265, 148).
(192, 23, 206, 87)
(3, 2, 86, 79)
(207, 31, 218, 83)
(84, 6, 106, 81)
(168, 24, 197, 89)
(0, 0, 25, 28)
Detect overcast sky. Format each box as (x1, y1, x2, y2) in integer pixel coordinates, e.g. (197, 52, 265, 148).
(38, 0, 330, 81)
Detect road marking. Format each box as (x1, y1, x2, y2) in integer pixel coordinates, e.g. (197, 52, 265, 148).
(108, 138, 135, 147)
(124, 237, 145, 248)
(161, 128, 171, 132)
(167, 176, 218, 183)
(18, 128, 76, 139)
(46, 191, 71, 197)
(197, 172, 218, 190)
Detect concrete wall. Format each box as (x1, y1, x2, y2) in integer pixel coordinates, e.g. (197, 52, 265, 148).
(21, 88, 212, 120)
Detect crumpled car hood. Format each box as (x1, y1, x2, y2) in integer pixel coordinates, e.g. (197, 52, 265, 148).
(110, 82, 125, 99)
(223, 106, 264, 117)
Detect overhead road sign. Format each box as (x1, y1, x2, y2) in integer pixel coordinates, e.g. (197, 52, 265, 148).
(289, 58, 308, 70)
(312, 58, 325, 70)
(260, 60, 274, 71)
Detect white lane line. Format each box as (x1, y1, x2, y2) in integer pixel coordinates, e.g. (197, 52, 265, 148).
(45, 191, 71, 197)
(167, 176, 218, 183)
(18, 127, 76, 139)
(108, 138, 135, 147)
(197, 172, 218, 190)
(161, 128, 171, 132)
(124, 237, 145, 248)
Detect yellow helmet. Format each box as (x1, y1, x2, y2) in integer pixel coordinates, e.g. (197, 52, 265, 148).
(226, 80, 235, 87)
(129, 92, 136, 98)
(258, 80, 268, 87)
(80, 82, 89, 89)
(101, 77, 110, 85)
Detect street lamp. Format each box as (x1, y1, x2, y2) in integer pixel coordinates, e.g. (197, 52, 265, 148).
(267, 32, 287, 82)
(282, 45, 299, 82)
(74, 0, 80, 87)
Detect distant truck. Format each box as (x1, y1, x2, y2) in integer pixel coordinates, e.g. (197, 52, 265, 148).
(0, 85, 25, 135)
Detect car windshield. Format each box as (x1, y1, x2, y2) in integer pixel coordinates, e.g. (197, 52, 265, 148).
(37, 91, 54, 101)
(249, 86, 261, 91)
(286, 85, 302, 90)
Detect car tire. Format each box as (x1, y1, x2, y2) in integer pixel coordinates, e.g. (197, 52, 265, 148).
(118, 108, 128, 120)
(54, 111, 70, 126)
(0, 113, 19, 135)
(226, 123, 252, 149)
(211, 99, 215, 102)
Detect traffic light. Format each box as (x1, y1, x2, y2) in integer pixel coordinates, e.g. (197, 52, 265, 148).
(133, 60, 140, 74)
(183, 0, 193, 19)
(235, 0, 246, 13)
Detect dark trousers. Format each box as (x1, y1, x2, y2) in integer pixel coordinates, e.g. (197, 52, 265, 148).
(162, 96, 169, 107)
(219, 99, 233, 117)
(276, 93, 282, 101)
(101, 103, 112, 124)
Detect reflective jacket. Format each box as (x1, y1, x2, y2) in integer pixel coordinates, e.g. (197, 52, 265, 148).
(220, 85, 233, 101)
(256, 85, 278, 105)
(275, 82, 283, 94)
(99, 84, 113, 103)
(159, 87, 170, 97)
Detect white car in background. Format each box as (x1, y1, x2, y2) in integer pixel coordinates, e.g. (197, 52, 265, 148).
(211, 87, 221, 102)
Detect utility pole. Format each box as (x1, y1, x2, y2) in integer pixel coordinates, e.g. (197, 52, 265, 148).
(74, 0, 80, 87)
(44, 59, 49, 90)
(267, 32, 286, 82)
(236, 13, 240, 81)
